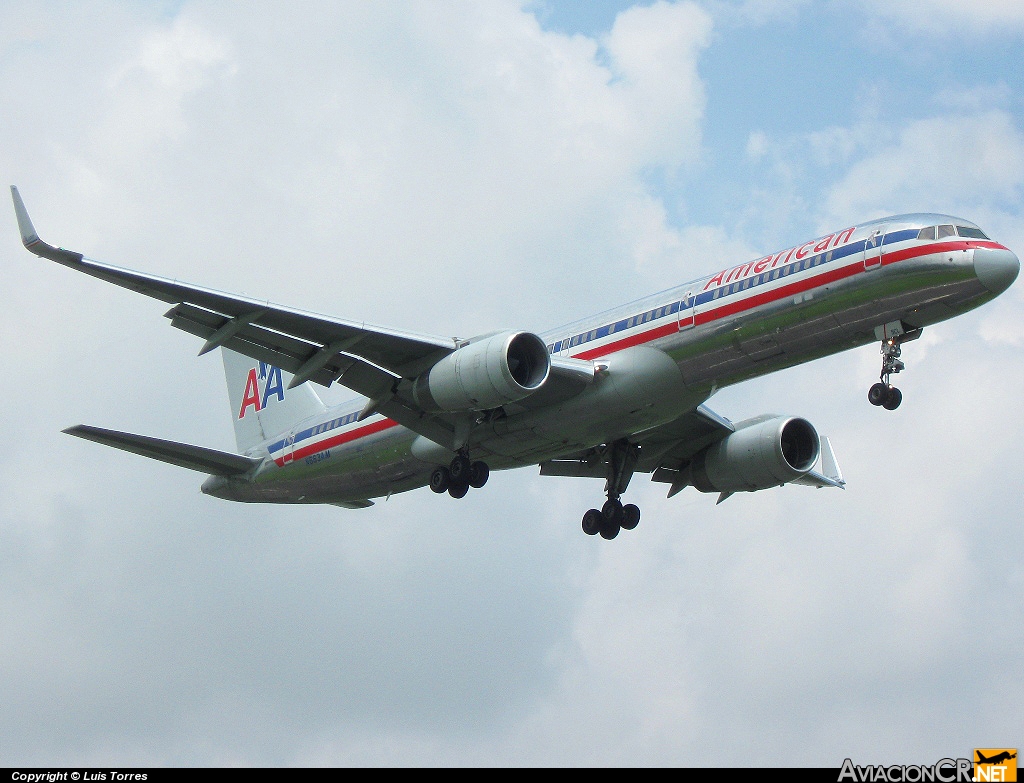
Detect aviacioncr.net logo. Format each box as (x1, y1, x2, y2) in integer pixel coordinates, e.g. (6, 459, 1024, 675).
(974, 749, 1017, 782)
(839, 758, 973, 783)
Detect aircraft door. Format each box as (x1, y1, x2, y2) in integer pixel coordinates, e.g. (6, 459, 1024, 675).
(281, 432, 296, 466)
(864, 228, 885, 270)
(677, 291, 695, 330)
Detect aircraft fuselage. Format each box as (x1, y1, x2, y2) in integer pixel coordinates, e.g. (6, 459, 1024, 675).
(203, 212, 1017, 505)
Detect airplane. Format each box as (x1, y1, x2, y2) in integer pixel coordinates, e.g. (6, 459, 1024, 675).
(10, 186, 1019, 539)
(976, 752, 1017, 766)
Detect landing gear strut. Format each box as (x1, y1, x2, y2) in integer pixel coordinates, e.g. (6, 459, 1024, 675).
(868, 324, 921, 411)
(581, 440, 641, 540)
(430, 452, 489, 499)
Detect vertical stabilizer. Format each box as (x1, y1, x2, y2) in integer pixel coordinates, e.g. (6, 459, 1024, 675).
(221, 349, 326, 453)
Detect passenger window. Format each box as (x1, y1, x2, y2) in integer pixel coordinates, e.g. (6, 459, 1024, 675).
(937, 224, 955, 238)
(956, 226, 989, 239)
(917, 226, 936, 241)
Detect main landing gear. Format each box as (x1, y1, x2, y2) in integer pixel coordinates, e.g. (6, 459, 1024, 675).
(867, 325, 921, 411)
(429, 453, 490, 499)
(581, 499, 641, 540)
(581, 440, 641, 540)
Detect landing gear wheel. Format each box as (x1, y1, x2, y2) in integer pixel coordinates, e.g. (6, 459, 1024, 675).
(601, 498, 624, 526)
(449, 454, 471, 483)
(599, 516, 620, 540)
(868, 382, 889, 406)
(468, 461, 490, 489)
(620, 503, 641, 531)
(582, 509, 602, 536)
(599, 498, 622, 539)
(883, 386, 902, 410)
(448, 480, 469, 499)
(429, 467, 450, 493)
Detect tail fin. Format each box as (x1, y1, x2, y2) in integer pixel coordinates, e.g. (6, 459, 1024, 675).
(222, 348, 326, 453)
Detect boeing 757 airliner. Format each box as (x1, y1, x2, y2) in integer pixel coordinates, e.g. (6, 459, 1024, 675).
(10, 187, 1019, 539)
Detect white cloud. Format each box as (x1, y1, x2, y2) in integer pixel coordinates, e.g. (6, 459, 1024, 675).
(854, 0, 1024, 33)
(821, 111, 1024, 225)
(0, 0, 722, 765)
(706, 0, 811, 26)
(2, 0, 1022, 767)
(745, 129, 769, 161)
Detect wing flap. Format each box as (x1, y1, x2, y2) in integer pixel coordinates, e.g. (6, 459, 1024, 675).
(328, 499, 375, 509)
(539, 459, 606, 479)
(64, 425, 261, 476)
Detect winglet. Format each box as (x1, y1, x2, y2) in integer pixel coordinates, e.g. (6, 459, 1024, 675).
(9, 186, 83, 264)
(791, 435, 846, 489)
(10, 185, 40, 247)
(820, 436, 845, 487)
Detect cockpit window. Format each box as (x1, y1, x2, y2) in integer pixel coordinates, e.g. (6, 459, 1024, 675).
(956, 225, 989, 240)
(917, 226, 936, 241)
(937, 224, 955, 239)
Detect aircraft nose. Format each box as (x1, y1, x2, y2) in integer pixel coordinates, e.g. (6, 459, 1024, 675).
(974, 246, 1020, 295)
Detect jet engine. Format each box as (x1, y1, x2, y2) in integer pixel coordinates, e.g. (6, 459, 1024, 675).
(684, 415, 820, 493)
(412, 330, 550, 411)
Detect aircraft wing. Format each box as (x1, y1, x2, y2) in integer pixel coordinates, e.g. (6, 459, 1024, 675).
(540, 405, 735, 486)
(636, 405, 845, 495)
(12, 187, 457, 395)
(12, 187, 593, 452)
(543, 404, 840, 499)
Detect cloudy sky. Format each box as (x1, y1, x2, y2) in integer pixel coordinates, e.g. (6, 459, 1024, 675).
(1, 0, 1022, 767)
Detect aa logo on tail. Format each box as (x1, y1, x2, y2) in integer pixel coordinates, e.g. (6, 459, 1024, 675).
(238, 362, 285, 419)
(974, 749, 1017, 782)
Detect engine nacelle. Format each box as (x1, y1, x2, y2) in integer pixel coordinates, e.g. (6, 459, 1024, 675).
(686, 415, 820, 493)
(412, 330, 550, 411)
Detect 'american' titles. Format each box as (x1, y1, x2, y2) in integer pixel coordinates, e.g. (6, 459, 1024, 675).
(703, 226, 857, 291)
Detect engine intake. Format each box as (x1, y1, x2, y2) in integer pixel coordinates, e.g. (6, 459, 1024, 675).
(413, 330, 550, 411)
(685, 415, 820, 493)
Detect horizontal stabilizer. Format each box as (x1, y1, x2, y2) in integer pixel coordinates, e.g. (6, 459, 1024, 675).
(63, 425, 261, 476)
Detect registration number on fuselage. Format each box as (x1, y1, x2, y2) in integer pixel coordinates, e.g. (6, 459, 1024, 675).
(305, 450, 331, 465)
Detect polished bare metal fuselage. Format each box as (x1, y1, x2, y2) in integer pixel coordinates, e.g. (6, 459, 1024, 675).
(209, 213, 1006, 505)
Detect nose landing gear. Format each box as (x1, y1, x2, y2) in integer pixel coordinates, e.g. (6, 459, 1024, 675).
(868, 323, 921, 411)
